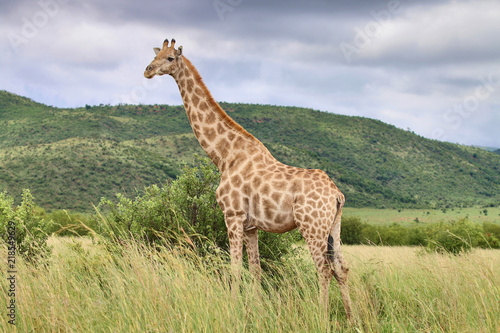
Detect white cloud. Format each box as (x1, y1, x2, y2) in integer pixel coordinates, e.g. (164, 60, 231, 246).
(356, 0, 500, 65)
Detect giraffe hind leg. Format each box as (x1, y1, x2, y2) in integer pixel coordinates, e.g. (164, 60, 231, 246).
(329, 215, 353, 320)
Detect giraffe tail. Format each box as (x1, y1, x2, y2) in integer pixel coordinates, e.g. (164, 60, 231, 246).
(327, 195, 344, 263)
(327, 234, 335, 262)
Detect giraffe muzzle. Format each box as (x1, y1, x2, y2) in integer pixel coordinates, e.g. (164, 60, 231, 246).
(144, 65, 155, 79)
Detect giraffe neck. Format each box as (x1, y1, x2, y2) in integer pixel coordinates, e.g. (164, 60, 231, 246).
(173, 57, 272, 172)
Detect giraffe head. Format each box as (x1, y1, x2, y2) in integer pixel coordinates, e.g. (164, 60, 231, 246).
(144, 38, 183, 79)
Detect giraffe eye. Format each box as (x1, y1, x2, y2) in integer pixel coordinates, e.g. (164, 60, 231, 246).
(168, 57, 175, 62)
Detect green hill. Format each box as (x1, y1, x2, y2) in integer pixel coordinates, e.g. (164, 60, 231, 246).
(0, 90, 498, 211)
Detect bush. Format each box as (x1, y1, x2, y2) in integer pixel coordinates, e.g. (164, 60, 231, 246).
(357, 223, 412, 246)
(0, 190, 51, 263)
(425, 218, 483, 255)
(480, 222, 500, 249)
(340, 216, 364, 244)
(406, 227, 427, 246)
(95, 157, 297, 270)
(340, 214, 497, 252)
(377, 223, 410, 246)
(95, 157, 225, 250)
(42, 210, 95, 236)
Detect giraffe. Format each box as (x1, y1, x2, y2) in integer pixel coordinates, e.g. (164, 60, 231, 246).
(144, 38, 353, 319)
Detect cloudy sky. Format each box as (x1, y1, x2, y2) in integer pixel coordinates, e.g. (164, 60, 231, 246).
(2, 0, 499, 147)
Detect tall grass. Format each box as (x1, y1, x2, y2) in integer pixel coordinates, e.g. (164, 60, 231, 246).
(1, 237, 499, 332)
(347, 246, 499, 332)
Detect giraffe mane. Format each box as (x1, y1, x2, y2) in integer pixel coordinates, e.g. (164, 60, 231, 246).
(182, 56, 268, 151)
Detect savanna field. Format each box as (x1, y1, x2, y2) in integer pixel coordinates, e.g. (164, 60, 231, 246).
(1, 236, 499, 332)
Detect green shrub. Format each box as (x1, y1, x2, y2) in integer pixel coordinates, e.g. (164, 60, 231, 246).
(341, 215, 493, 252)
(425, 218, 483, 255)
(0, 190, 51, 263)
(44, 210, 95, 236)
(406, 227, 427, 246)
(377, 223, 410, 246)
(360, 223, 380, 245)
(479, 222, 500, 249)
(357, 223, 412, 246)
(340, 216, 364, 244)
(95, 157, 225, 250)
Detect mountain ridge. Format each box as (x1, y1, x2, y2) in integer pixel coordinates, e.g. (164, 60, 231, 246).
(0, 90, 498, 211)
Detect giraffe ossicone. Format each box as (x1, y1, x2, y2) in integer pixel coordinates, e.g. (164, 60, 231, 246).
(144, 38, 353, 320)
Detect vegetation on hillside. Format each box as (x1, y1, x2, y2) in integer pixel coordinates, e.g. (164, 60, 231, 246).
(1, 90, 499, 211)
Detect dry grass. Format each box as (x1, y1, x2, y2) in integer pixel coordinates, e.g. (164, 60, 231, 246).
(1, 237, 499, 332)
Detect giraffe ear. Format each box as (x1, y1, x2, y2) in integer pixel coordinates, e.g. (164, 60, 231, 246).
(153, 47, 161, 55)
(177, 46, 183, 56)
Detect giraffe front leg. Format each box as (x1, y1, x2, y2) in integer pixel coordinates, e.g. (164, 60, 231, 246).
(243, 228, 261, 283)
(225, 212, 245, 297)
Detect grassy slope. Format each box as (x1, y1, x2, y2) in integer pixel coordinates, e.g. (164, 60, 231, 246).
(1, 237, 498, 332)
(1, 90, 499, 211)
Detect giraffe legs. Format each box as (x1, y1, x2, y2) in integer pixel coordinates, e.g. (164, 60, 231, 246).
(225, 214, 244, 298)
(301, 231, 333, 310)
(243, 228, 262, 299)
(243, 228, 261, 283)
(224, 213, 263, 300)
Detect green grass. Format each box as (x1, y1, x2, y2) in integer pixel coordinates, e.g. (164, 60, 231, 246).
(344, 206, 500, 226)
(1, 236, 498, 332)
